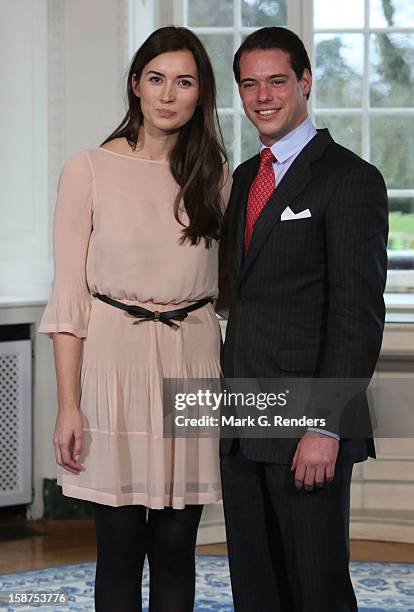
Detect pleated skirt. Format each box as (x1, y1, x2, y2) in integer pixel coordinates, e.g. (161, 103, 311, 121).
(57, 296, 222, 509)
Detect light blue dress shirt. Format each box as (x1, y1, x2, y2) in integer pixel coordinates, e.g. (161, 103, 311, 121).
(259, 116, 339, 441)
(259, 114, 317, 183)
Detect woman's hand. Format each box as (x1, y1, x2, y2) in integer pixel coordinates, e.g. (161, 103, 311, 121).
(53, 407, 84, 474)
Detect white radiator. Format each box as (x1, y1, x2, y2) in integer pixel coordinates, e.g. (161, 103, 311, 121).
(0, 340, 32, 506)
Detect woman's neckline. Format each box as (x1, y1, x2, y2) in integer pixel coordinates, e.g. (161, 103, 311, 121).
(96, 147, 170, 164)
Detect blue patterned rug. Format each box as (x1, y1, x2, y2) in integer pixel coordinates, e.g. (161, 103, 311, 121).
(0, 556, 413, 611)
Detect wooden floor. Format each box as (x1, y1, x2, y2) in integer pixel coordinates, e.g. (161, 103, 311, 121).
(0, 519, 414, 574)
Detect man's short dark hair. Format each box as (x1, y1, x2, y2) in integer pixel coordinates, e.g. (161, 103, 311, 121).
(233, 27, 312, 99)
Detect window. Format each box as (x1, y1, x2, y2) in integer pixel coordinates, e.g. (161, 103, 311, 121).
(311, 0, 414, 288)
(177, 0, 291, 167)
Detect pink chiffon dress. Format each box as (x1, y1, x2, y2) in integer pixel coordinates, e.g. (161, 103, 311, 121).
(38, 148, 231, 509)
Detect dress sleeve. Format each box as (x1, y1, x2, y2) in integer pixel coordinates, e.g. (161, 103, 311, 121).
(38, 150, 93, 339)
(220, 162, 232, 213)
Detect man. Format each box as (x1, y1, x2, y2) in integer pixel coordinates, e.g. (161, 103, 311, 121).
(219, 27, 388, 612)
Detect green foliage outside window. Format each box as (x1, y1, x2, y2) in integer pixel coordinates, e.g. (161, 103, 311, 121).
(314, 0, 414, 252)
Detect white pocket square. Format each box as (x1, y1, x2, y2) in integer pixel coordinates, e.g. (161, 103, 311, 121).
(280, 206, 311, 221)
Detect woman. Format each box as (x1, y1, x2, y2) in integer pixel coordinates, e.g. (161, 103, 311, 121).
(38, 26, 230, 611)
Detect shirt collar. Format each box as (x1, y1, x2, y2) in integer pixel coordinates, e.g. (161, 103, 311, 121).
(259, 116, 317, 164)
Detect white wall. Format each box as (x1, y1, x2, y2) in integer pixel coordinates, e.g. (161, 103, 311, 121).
(63, 0, 127, 155)
(0, 0, 151, 300)
(0, 0, 49, 298)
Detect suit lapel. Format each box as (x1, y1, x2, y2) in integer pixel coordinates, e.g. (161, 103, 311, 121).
(241, 129, 334, 281)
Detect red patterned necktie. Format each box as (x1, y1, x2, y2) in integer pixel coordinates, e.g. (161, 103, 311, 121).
(244, 147, 276, 252)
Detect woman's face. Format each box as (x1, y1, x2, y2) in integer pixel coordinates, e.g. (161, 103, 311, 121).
(133, 50, 200, 137)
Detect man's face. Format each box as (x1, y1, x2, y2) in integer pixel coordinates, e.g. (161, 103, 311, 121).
(238, 48, 312, 146)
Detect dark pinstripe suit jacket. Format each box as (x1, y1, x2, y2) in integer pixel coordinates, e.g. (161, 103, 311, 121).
(219, 128, 388, 465)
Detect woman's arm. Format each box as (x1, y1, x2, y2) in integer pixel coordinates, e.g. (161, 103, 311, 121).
(38, 150, 94, 473)
(52, 332, 84, 474)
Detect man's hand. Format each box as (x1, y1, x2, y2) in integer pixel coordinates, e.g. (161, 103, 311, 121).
(291, 431, 339, 491)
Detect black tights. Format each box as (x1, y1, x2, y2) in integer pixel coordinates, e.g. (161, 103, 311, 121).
(92, 503, 203, 612)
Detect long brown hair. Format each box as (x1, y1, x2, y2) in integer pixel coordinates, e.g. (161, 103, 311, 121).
(102, 26, 227, 247)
